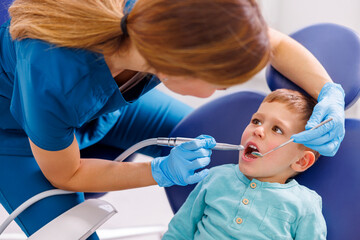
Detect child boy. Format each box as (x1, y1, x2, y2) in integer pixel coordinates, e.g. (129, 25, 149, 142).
(162, 89, 327, 240)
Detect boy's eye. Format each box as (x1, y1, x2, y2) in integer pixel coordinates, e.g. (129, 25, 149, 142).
(273, 126, 283, 134)
(252, 118, 261, 125)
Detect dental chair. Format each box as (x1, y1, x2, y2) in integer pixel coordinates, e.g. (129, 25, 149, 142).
(0, 190, 118, 240)
(164, 23, 360, 240)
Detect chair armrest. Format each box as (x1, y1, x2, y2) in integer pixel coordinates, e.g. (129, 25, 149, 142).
(28, 199, 117, 240)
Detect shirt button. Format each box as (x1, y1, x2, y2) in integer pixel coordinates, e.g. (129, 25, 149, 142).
(242, 199, 249, 205)
(235, 217, 243, 224)
(250, 182, 257, 189)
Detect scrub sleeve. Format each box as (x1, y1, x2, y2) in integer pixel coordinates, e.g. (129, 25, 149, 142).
(0, 26, 191, 240)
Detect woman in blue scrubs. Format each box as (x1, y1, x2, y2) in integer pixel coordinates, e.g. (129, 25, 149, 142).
(0, 0, 345, 239)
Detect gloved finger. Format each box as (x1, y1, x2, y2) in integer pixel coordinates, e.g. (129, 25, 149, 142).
(190, 157, 211, 170)
(307, 115, 334, 132)
(292, 120, 334, 143)
(305, 103, 327, 129)
(195, 135, 217, 148)
(294, 125, 337, 146)
(187, 148, 213, 159)
(180, 137, 216, 151)
(179, 139, 206, 151)
(196, 134, 214, 140)
(304, 139, 339, 157)
(295, 132, 331, 146)
(186, 169, 209, 185)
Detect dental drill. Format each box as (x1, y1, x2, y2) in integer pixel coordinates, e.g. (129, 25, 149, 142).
(114, 137, 244, 162)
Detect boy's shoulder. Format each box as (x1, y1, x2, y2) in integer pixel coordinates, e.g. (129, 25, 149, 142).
(205, 164, 238, 181)
(290, 181, 323, 209)
(294, 182, 322, 199)
(209, 163, 237, 175)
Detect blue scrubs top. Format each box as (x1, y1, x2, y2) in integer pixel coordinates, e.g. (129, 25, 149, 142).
(0, 18, 160, 155)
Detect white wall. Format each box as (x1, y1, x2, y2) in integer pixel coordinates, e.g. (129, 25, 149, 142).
(258, 0, 360, 117)
(259, 0, 360, 35)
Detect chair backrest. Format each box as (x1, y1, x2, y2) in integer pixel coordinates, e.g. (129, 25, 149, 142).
(295, 118, 360, 239)
(0, 0, 12, 25)
(266, 23, 360, 109)
(164, 23, 360, 240)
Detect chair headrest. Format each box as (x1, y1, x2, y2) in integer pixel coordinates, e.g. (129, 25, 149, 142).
(266, 23, 360, 109)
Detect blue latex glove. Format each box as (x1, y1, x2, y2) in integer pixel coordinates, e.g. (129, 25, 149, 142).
(151, 135, 216, 187)
(292, 82, 345, 156)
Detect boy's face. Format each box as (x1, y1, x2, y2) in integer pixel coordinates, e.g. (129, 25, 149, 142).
(239, 101, 307, 183)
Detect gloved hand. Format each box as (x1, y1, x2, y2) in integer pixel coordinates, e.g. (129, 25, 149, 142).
(292, 82, 345, 156)
(151, 135, 216, 187)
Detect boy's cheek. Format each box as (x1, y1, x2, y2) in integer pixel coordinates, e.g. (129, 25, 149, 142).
(265, 143, 286, 159)
(240, 129, 251, 145)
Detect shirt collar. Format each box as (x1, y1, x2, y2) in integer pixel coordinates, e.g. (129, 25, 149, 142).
(233, 164, 298, 189)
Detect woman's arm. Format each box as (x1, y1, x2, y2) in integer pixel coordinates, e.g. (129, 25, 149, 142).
(29, 135, 216, 192)
(268, 28, 331, 99)
(29, 135, 157, 192)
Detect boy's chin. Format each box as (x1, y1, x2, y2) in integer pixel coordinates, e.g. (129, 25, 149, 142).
(238, 163, 256, 179)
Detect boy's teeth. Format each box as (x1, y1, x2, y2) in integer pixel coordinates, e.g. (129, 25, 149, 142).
(249, 145, 257, 150)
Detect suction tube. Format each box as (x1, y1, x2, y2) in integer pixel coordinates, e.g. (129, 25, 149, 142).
(0, 190, 74, 235)
(114, 138, 158, 162)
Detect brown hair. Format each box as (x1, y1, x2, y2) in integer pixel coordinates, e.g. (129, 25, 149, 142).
(9, 0, 270, 87)
(263, 89, 320, 160)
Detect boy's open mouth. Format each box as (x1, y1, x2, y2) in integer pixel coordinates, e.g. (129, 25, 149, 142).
(243, 144, 260, 160)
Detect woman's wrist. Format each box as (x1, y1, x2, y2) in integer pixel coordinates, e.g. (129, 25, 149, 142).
(318, 82, 345, 102)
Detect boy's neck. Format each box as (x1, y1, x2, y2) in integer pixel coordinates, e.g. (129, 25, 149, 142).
(243, 174, 291, 184)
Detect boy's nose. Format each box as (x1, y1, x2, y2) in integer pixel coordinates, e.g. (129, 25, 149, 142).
(253, 126, 265, 138)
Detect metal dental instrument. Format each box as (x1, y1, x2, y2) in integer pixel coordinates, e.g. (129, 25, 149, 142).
(251, 118, 333, 158)
(157, 137, 244, 151)
(115, 137, 244, 162)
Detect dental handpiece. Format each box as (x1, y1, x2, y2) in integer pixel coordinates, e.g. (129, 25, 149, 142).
(157, 137, 244, 151)
(115, 137, 244, 162)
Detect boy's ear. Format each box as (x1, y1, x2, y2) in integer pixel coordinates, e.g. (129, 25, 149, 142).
(291, 151, 316, 173)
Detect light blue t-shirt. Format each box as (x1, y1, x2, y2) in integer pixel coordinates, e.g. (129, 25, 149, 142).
(163, 164, 327, 240)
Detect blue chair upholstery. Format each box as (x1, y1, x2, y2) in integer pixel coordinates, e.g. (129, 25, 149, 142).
(164, 23, 360, 239)
(0, 0, 12, 25)
(295, 118, 360, 239)
(266, 23, 360, 109)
